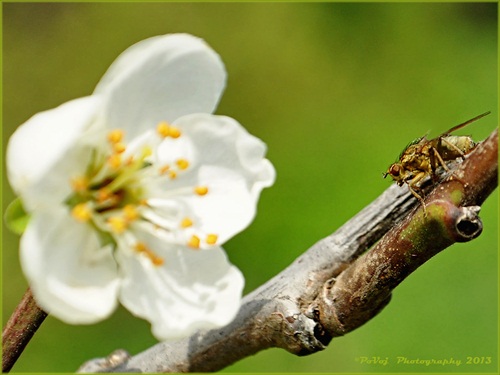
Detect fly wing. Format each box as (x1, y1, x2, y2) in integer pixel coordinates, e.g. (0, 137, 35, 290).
(439, 111, 491, 137)
(397, 134, 427, 161)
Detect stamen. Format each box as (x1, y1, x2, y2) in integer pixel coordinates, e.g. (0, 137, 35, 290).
(96, 188, 112, 203)
(94, 190, 120, 211)
(159, 164, 170, 175)
(71, 203, 92, 222)
(107, 154, 122, 169)
(156, 121, 181, 138)
(176, 159, 189, 170)
(180, 217, 193, 228)
(107, 129, 124, 144)
(168, 126, 181, 138)
(188, 235, 200, 249)
(123, 204, 139, 221)
(151, 257, 165, 266)
(194, 186, 209, 196)
(107, 216, 127, 233)
(71, 176, 89, 193)
(113, 142, 126, 154)
(142, 146, 153, 158)
(105, 146, 153, 193)
(206, 234, 218, 245)
(157, 122, 171, 138)
(135, 242, 164, 266)
(125, 156, 135, 165)
(168, 171, 177, 180)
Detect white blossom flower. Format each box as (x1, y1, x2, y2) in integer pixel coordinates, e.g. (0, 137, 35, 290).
(6, 34, 275, 341)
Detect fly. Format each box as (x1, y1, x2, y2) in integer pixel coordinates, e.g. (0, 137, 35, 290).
(383, 111, 491, 207)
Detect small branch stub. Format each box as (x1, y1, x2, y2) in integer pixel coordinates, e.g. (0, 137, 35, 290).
(453, 205, 482, 241)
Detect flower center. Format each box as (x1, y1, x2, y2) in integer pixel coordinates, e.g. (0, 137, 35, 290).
(67, 123, 219, 265)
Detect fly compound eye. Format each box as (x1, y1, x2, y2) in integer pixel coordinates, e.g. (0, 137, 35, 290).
(389, 164, 401, 177)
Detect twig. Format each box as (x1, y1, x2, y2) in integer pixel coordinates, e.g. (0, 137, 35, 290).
(74, 127, 496, 372)
(2, 288, 48, 372)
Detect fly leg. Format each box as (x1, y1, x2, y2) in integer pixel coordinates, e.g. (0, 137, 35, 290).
(432, 141, 468, 185)
(429, 145, 457, 187)
(430, 146, 450, 172)
(406, 171, 427, 215)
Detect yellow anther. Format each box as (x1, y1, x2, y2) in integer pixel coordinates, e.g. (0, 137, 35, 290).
(125, 155, 135, 166)
(188, 235, 201, 249)
(107, 216, 127, 234)
(107, 154, 122, 169)
(159, 164, 170, 175)
(71, 176, 89, 193)
(168, 126, 181, 138)
(135, 242, 148, 252)
(156, 121, 181, 138)
(176, 159, 189, 170)
(123, 204, 139, 221)
(151, 256, 165, 266)
(71, 203, 92, 222)
(135, 242, 164, 266)
(157, 122, 171, 138)
(95, 189, 120, 209)
(168, 170, 177, 180)
(180, 217, 193, 228)
(194, 186, 209, 196)
(107, 129, 124, 144)
(113, 142, 126, 154)
(206, 234, 218, 245)
(96, 188, 111, 203)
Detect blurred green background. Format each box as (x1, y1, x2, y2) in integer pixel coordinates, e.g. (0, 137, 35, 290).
(2, 2, 498, 373)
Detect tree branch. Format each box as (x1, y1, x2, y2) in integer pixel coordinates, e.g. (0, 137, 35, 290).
(313, 128, 498, 337)
(79, 128, 497, 373)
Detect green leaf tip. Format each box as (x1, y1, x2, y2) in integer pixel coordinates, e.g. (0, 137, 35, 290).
(4, 198, 30, 235)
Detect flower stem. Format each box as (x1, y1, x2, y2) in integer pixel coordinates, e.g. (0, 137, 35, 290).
(2, 288, 48, 372)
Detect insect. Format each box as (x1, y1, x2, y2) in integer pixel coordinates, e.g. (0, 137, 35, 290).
(383, 111, 491, 207)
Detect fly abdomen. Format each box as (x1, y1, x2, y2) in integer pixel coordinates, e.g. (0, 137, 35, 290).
(439, 135, 476, 160)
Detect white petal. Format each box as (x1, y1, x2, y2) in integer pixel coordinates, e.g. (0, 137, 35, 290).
(140, 199, 188, 243)
(116, 228, 244, 341)
(20, 206, 120, 324)
(152, 114, 275, 243)
(6, 96, 102, 211)
(94, 34, 226, 140)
